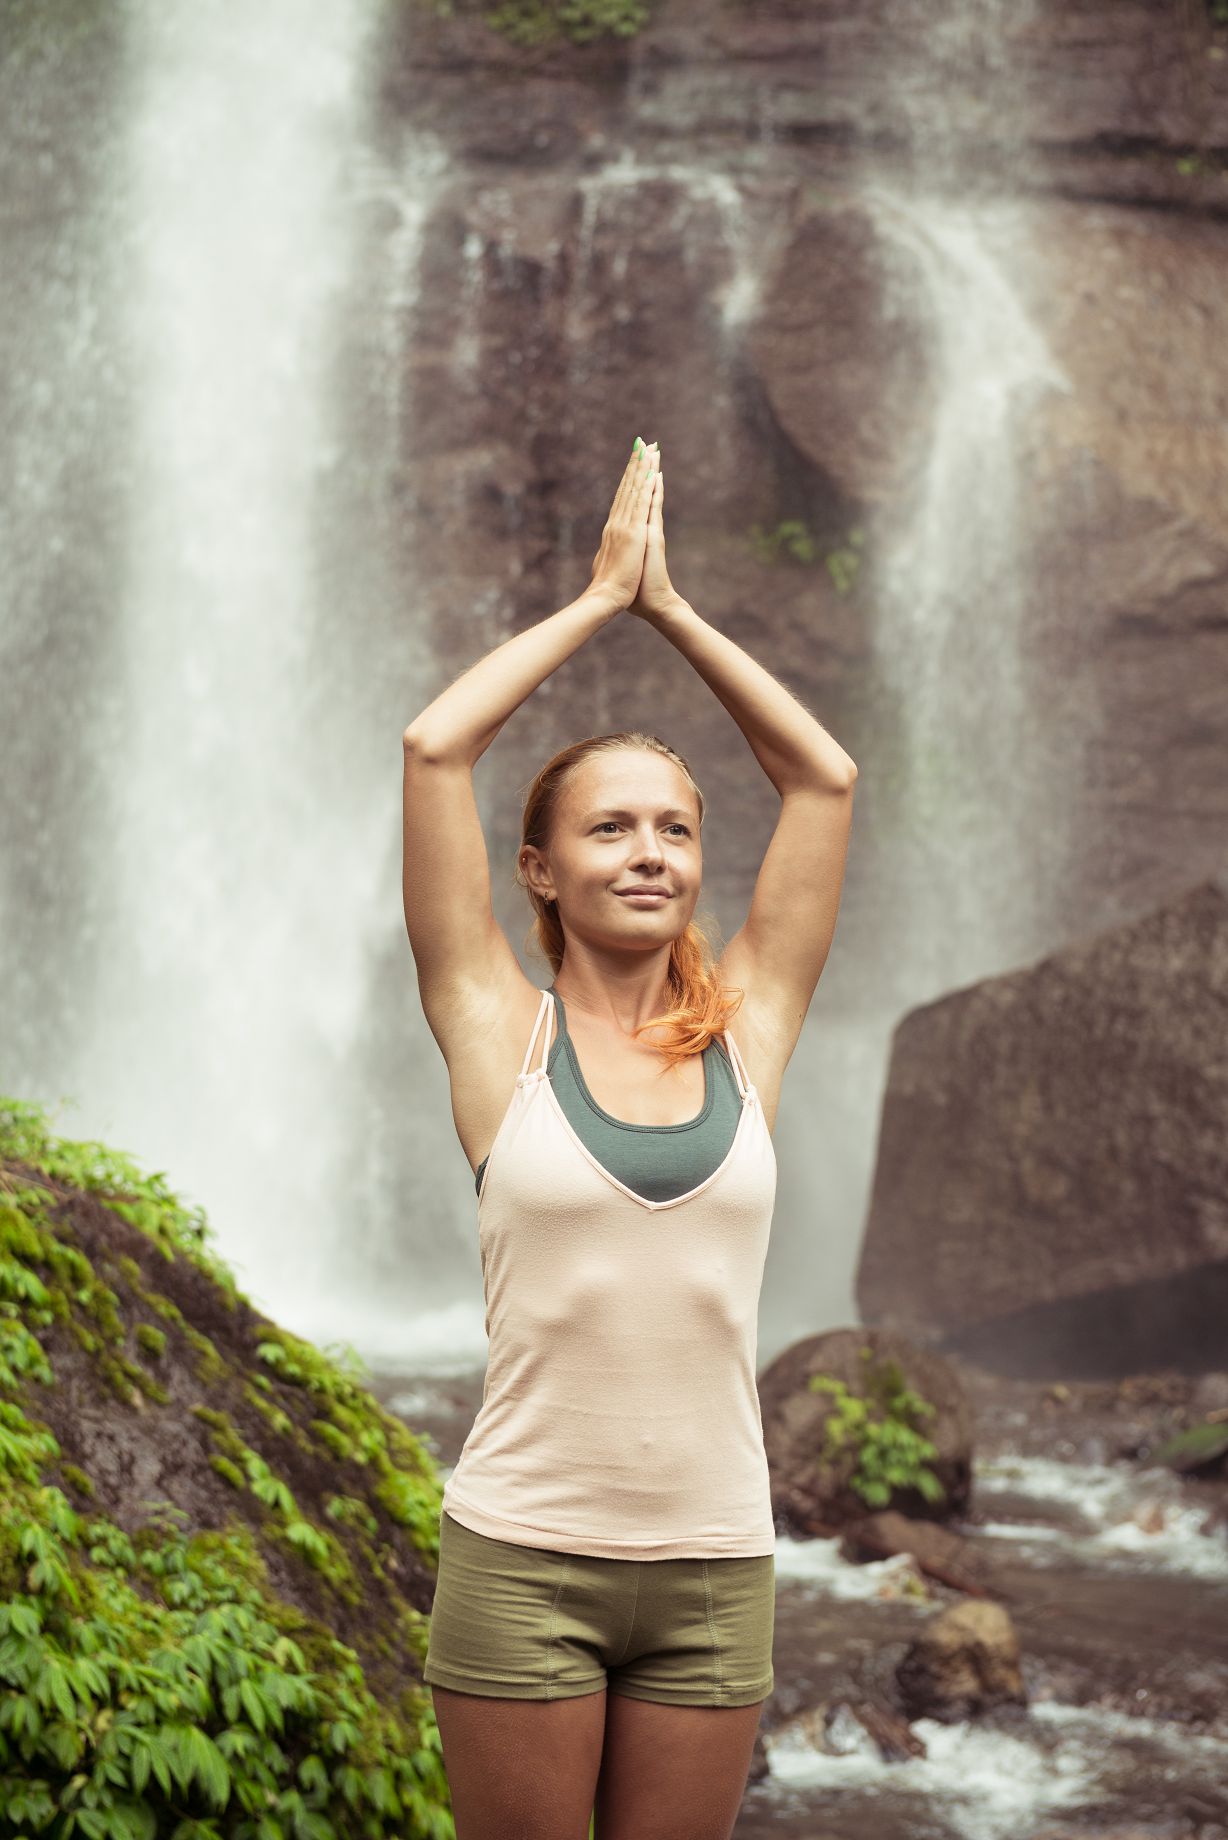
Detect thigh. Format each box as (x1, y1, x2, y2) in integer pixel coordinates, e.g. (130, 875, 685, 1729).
(425, 1512, 626, 1839)
(432, 1684, 607, 1840)
(594, 1694, 767, 1840)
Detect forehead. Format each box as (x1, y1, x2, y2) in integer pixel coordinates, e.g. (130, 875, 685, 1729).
(562, 750, 697, 817)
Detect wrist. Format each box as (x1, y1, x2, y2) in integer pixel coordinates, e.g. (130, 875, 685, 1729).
(580, 582, 626, 622)
(656, 592, 695, 628)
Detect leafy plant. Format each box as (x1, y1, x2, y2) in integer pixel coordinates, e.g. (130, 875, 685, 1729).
(824, 526, 865, 594)
(747, 519, 818, 565)
(406, 0, 652, 45)
(808, 1346, 946, 1510)
(746, 521, 866, 591)
(0, 1095, 453, 1837)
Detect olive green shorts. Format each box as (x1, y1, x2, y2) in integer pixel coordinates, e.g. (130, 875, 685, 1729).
(423, 1510, 775, 1707)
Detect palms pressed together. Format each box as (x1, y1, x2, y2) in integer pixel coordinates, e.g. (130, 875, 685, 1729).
(591, 439, 679, 624)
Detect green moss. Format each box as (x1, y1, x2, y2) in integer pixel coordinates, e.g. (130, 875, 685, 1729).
(409, 0, 652, 46)
(326, 1495, 381, 1537)
(0, 1094, 453, 1836)
(135, 1321, 167, 1359)
(747, 518, 820, 566)
(209, 1454, 247, 1491)
(1151, 1417, 1228, 1470)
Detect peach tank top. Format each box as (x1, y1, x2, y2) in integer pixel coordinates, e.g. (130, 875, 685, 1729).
(441, 987, 779, 1560)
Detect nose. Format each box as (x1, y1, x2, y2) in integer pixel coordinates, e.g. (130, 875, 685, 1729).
(630, 826, 665, 869)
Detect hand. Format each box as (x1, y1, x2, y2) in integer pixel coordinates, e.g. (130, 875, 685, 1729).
(588, 440, 658, 611)
(627, 449, 677, 624)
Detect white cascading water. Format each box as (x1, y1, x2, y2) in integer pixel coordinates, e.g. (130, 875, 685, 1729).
(58, 1, 455, 1352)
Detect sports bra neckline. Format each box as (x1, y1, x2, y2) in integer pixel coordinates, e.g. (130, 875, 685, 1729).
(547, 983, 720, 1135)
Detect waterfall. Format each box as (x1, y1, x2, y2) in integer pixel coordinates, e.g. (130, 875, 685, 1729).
(2, 0, 1092, 1376)
(0, 1, 467, 1359)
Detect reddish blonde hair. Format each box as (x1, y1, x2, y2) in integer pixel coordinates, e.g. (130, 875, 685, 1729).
(513, 732, 744, 1068)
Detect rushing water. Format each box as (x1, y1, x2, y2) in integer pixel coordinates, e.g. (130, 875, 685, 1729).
(752, 1454, 1228, 1838)
(381, 1364, 1228, 1840)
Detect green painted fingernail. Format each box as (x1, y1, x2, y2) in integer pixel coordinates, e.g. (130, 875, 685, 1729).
(633, 437, 642, 452)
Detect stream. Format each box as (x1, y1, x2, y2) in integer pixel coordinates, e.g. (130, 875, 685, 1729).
(374, 1367, 1228, 1840)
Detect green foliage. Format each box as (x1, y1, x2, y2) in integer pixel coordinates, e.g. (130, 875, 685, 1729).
(135, 1321, 168, 1359)
(1151, 1417, 1228, 1470)
(408, 0, 652, 46)
(745, 520, 866, 591)
(808, 1346, 946, 1510)
(823, 527, 866, 594)
(747, 519, 819, 566)
(0, 1095, 454, 1837)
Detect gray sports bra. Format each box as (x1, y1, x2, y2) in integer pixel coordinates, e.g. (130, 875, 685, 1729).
(474, 983, 743, 1202)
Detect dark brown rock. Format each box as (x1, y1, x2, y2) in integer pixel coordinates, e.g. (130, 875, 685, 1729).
(839, 1509, 998, 1598)
(379, 0, 1228, 996)
(845, 1698, 927, 1762)
(378, 0, 1228, 214)
(856, 882, 1228, 1378)
(760, 1327, 974, 1531)
(744, 201, 940, 507)
(895, 1600, 1027, 1722)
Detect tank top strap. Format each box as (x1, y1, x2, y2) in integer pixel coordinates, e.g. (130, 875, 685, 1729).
(722, 1024, 753, 1099)
(519, 987, 554, 1079)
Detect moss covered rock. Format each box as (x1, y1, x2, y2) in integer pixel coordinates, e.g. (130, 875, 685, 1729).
(0, 1095, 453, 1838)
(759, 1327, 973, 1535)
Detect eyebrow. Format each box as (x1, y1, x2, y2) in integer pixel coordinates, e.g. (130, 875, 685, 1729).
(581, 808, 696, 824)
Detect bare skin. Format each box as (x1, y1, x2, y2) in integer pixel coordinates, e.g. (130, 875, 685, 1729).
(402, 436, 856, 1838)
(430, 1683, 767, 1840)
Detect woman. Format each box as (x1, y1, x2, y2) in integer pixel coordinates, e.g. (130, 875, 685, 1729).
(402, 437, 856, 1840)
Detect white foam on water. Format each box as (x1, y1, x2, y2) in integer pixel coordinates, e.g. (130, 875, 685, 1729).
(765, 1708, 1097, 1840)
(773, 1531, 931, 1601)
(1030, 1696, 1228, 1758)
(966, 1454, 1228, 1578)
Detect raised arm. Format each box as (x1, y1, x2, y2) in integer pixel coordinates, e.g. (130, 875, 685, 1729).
(401, 440, 658, 1033)
(628, 459, 858, 1076)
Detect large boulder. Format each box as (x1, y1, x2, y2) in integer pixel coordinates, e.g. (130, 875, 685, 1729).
(895, 1600, 1027, 1722)
(759, 1327, 974, 1533)
(857, 881, 1228, 1379)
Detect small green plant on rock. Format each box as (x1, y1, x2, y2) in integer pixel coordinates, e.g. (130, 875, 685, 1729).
(808, 1346, 946, 1510)
(824, 526, 865, 594)
(410, 0, 652, 45)
(748, 519, 818, 565)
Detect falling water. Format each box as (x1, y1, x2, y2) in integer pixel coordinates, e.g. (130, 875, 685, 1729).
(0, 0, 463, 1350)
(858, 0, 1077, 999)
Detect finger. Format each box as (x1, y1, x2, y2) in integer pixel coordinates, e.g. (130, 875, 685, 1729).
(610, 447, 632, 521)
(640, 450, 659, 522)
(612, 440, 639, 519)
(613, 436, 648, 520)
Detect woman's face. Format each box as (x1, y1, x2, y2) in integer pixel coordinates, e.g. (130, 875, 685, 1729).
(527, 750, 702, 952)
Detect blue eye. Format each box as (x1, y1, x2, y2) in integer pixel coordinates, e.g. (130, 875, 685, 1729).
(595, 822, 691, 836)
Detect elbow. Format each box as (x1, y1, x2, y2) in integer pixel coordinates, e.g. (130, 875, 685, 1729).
(403, 723, 444, 763)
